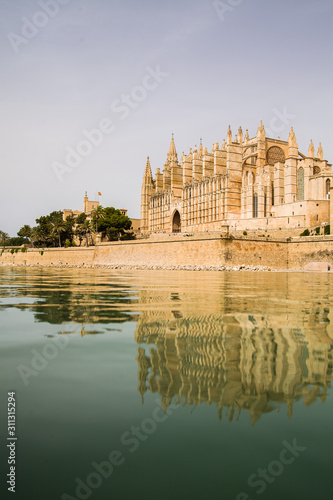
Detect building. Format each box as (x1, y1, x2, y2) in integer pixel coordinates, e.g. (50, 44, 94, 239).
(63, 193, 141, 235)
(141, 123, 332, 234)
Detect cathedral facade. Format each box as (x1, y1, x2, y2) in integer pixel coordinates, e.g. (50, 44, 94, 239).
(141, 122, 332, 234)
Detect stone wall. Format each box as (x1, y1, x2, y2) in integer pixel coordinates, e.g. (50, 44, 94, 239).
(1, 236, 333, 270)
(0, 247, 95, 266)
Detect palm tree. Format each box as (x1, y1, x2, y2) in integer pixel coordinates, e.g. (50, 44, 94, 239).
(52, 219, 66, 247)
(75, 219, 91, 247)
(91, 206, 105, 234)
(83, 220, 92, 247)
(0, 230, 9, 249)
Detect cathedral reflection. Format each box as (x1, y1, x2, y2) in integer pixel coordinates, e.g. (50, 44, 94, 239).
(135, 290, 333, 423)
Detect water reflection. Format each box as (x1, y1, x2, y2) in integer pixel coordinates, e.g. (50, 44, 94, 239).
(1, 268, 333, 423)
(134, 289, 333, 423)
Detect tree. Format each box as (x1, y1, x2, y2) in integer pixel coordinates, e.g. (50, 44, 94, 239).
(91, 206, 105, 234)
(83, 220, 92, 247)
(98, 207, 133, 241)
(17, 225, 32, 242)
(0, 230, 9, 249)
(74, 213, 89, 246)
(34, 211, 64, 247)
(52, 218, 66, 247)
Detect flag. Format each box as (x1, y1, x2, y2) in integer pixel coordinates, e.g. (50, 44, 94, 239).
(98, 192, 102, 196)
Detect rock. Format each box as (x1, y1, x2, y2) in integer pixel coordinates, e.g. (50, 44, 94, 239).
(304, 262, 331, 271)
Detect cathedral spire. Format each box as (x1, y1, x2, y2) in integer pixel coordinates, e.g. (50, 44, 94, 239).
(199, 139, 203, 157)
(167, 135, 178, 164)
(288, 127, 298, 157)
(317, 142, 324, 160)
(238, 126, 243, 144)
(227, 125, 232, 145)
(256, 120, 265, 140)
(288, 127, 297, 147)
(244, 129, 249, 143)
(308, 139, 315, 158)
(143, 156, 152, 179)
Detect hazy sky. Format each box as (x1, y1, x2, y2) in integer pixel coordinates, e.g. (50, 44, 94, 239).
(1, 0, 332, 235)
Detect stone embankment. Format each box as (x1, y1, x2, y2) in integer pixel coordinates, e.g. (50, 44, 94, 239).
(0, 261, 273, 271)
(1, 234, 333, 270)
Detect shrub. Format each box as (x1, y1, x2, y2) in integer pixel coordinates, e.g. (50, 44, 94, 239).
(300, 229, 310, 237)
(40, 250, 44, 256)
(315, 226, 320, 235)
(21, 247, 27, 252)
(10, 248, 14, 254)
(243, 231, 247, 236)
(14, 248, 18, 253)
(324, 225, 330, 235)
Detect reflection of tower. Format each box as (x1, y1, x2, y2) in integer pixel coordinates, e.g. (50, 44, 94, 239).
(135, 310, 333, 423)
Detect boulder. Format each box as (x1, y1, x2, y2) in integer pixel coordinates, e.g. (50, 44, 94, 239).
(304, 262, 331, 271)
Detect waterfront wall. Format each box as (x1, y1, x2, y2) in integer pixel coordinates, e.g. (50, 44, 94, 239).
(1, 235, 333, 269)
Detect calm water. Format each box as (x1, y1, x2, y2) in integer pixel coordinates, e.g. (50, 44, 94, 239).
(0, 267, 332, 500)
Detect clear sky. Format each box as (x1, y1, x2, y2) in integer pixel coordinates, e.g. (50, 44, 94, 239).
(1, 0, 332, 235)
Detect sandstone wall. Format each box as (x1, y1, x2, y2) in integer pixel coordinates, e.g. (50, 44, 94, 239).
(0, 247, 95, 266)
(1, 236, 333, 270)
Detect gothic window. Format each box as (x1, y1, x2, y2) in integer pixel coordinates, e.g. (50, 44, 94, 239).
(271, 181, 275, 206)
(266, 146, 285, 165)
(264, 193, 267, 217)
(326, 179, 331, 199)
(253, 193, 258, 218)
(297, 167, 304, 201)
(251, 146, 255, 165)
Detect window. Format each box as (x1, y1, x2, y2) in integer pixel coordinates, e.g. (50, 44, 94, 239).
(271, 182, 274, 206)
(251, 146, 255, 165)
(253, 193, 258, 218)
(297, 167, 304, 201)
(266, 146, 285, 165)
(326, 179, 331, 199)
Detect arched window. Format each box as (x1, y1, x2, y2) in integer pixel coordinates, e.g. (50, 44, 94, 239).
(326, 179, 331, 200)
(297, 167, 304, 201)
(266, 146, 285, 165)
(271, 181, 275, 206)
(264, 192, 267, 217)
(253, 193, 258, 218)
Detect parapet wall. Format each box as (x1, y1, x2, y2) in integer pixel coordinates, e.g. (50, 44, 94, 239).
(1, 236, 333, 270)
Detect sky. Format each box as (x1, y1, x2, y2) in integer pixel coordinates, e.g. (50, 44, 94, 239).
(1, 0, 332, 236)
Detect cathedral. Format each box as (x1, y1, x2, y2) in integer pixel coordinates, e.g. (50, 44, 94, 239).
(141, 122, 332, 234)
